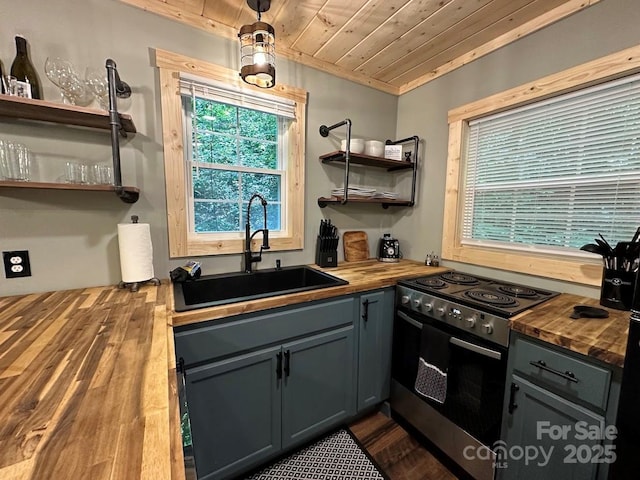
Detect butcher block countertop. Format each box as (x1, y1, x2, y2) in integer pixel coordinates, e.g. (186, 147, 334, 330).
(0, 259, 630, 480)
(170, 259, 448, 327)
(511, 293, 630, 368)
(0, 283, 183, 480)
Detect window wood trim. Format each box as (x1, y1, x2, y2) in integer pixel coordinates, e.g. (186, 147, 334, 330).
(442, 44, 640, 286)
(155, 49, 307, 258)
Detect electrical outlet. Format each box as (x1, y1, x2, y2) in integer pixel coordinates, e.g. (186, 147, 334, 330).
(3, 250, 31, 278)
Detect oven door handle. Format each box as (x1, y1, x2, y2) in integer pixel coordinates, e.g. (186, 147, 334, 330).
(450, 337, 502, 360)
(397, 311, 502, 360)
(397, 310, 423, 329)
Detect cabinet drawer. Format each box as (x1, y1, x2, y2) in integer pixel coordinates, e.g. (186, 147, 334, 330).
(175, 297, 356, 366)
(512, 337, 611, 410)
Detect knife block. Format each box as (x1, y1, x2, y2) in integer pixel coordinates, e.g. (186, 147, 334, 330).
(315, 236, 337, 268)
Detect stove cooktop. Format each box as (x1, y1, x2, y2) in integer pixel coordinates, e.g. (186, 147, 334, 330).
(399, 271, 559, 317)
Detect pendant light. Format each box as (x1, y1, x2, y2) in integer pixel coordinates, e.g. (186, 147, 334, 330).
(239, 0, 276, 89)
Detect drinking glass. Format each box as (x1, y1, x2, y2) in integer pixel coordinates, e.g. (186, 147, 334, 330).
(0, 141, 31, 181)
(0, 140, 7, 179)
(44, 57, 93, 106)
(85, 67, 109, 110)
(65, 161, 89, 184)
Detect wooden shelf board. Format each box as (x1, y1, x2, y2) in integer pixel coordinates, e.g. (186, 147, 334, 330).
(0, 95, 136, 133)
(0, 180, 139, 194)
(317, 196, 413, 207)
(319, 151, 414, 171)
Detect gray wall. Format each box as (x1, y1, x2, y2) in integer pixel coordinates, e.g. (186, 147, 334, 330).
(0, 0, 397, 296)
(393, 0, 640, 298)
(3, 0, 639, 298)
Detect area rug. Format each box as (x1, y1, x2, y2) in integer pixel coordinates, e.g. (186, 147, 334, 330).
(245, 428, 389, 480)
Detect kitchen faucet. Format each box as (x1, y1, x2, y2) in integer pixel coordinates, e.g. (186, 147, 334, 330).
(244, 193, 270, 273)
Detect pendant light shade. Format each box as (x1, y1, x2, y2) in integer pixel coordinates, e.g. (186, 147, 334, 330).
(239, 0, 276, 89)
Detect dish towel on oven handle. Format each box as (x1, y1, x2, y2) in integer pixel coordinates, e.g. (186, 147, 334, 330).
(414, 323, 451, 404)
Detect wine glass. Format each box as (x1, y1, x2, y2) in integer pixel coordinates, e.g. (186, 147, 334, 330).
(44, 57, 93, 107)
(85, 67, 109, 110)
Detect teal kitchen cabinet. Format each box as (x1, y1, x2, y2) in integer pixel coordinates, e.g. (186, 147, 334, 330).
(501, 374, 605, 479)
(176, 296, 358, 480)
(281, 326, 355, 449)
(499, 332, 621, 480)
(185, 346, 283, 480)
(356, 288, 394, 411)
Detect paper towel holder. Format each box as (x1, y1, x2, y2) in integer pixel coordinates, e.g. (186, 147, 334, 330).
(117, 215, 161, 292)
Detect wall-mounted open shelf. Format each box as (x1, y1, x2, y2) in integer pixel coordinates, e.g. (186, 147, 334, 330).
(0, 95, 136, 134)
(318, 119, 419, 209)
(0, 180, 140, 202)
(317, 196, 413, 208)
(0, 62, 138, 203)
(319, 151, 414, 171)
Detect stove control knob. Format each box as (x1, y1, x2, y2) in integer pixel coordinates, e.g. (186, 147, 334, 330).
(423, 303, 433, 313)
(465, 316, 477, 328)
(401, 295, 410, 305)
(412, 298, 422, 309)
(436, 307, 446, 317)
(482, 323, 493, 334)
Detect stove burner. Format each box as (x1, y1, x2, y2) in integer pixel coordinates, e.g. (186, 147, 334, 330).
(465, 290, 519, 307)
(417, 277, 447, 289)
(441, 272, 479, 285)
(497, 285, 538, 298)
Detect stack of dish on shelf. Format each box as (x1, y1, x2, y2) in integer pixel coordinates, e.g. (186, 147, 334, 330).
(330, 186, 398, 200)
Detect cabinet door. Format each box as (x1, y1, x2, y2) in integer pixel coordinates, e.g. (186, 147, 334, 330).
(357, 288, 394, 411)
(185, 346, 282, 480)
(281, 326, 356, 449)
(500, 375, 605, 480)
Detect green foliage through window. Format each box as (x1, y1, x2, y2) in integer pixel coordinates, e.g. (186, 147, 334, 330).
(186, 96, 284, 233)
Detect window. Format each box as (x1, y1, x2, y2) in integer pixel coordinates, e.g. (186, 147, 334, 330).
(156, 49, 307, 257)
(464, 75, 640, 253)
(181, 79, 294, 234)
(443, 45, 640, 286)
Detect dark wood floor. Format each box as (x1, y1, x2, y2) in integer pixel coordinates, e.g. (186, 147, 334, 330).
(350, 412, 459, 480)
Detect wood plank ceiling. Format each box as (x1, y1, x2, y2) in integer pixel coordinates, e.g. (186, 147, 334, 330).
(120, 0, 600, 95)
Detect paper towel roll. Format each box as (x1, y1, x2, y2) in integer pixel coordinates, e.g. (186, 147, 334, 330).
(117, 222, 155, 283)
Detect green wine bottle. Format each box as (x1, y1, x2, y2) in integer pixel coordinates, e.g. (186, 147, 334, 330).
(10, 35, 42, 99)
(0, 61, 5, 94)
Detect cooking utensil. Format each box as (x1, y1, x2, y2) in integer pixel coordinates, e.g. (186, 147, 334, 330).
(594, 238, 612, 255)
(580, 243, 605, 255)
(598, 234, 613, 253)
(570, 305, 609, 319)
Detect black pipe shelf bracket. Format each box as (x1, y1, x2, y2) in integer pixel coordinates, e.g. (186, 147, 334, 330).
(319, 118, 353, 205)
(318, 120, 419, 209)
(106, 59, 138, 204)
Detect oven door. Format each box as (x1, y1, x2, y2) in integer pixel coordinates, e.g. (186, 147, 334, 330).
(392, 308, 507, 446)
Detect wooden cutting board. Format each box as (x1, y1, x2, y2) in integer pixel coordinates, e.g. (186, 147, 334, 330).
(343, 231, 369, 262)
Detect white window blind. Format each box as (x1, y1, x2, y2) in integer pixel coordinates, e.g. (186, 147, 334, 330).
(462, 74, 640, 254)
(179, 75, 296, 119)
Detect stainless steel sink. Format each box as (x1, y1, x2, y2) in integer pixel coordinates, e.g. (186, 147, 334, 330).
(173, 265, 348, 312)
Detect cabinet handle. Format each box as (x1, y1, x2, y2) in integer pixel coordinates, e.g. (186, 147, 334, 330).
(284, 350, 291, 378)
(529, 360, 579, 383)
(176, 357, 185, 375)
(508, 382, 519, 414)
(276, 352, 283, 380)
(362, 299, 370, 322)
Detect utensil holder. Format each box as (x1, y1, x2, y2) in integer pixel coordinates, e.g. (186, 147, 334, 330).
(600, 268, 636, 310)
(315, 236, 337, 268)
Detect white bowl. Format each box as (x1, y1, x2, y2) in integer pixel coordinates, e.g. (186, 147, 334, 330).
(365, 140, 384, 157)
(340, 138, 365, 154)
